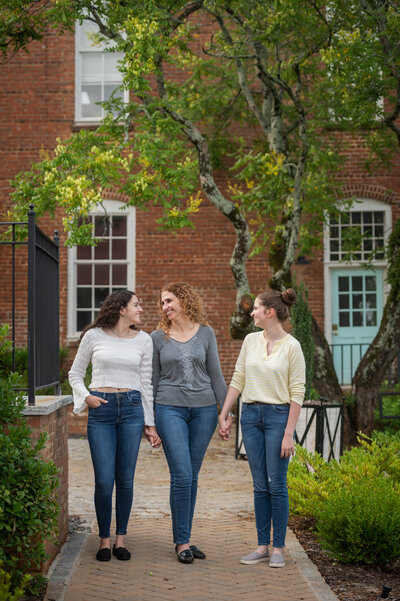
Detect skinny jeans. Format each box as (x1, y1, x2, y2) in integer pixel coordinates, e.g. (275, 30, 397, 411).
(155, 404, 218, 545)
(87, 390, 144, 539)
(240, 402, 291, 548)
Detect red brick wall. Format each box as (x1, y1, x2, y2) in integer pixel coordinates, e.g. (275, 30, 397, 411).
(23, 400, 70, 571)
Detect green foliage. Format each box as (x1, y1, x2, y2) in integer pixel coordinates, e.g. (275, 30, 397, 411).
(316, 477, 400, 564)
(291, 281, 315, 400)
(288, 433, 400, 517)
(0, 329, 60, 596)
(0, 565, 29, 601)
(288, 432, 400, 564)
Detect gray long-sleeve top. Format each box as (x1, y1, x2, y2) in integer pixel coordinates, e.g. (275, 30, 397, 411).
(151, 325, 227, 410)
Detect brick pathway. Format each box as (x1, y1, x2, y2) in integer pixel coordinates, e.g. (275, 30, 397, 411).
(46, 429, 339, 601)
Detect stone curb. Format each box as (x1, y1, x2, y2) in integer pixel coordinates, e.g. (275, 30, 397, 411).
(286, 532, 340, 601)
(44, 530, 89, 601)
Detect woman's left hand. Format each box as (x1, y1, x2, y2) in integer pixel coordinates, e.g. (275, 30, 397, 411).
(144, 425, 162, 448)
(280, 432, 295, 458)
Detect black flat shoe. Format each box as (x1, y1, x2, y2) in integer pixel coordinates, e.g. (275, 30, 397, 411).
(112, 545, 131, 560)
(175, 546, 194, 564)
(190, 545, 206, 559)
(96, 547, 111, 562)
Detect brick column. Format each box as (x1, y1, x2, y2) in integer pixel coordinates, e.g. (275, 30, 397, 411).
(23, 395, 72, 573)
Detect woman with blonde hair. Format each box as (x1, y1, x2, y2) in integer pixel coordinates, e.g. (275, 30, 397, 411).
(151, 282, 227, 564)
(219, 288, 305, 568)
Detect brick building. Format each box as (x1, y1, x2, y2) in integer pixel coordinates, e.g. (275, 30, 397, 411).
(0, 22, 399, 434)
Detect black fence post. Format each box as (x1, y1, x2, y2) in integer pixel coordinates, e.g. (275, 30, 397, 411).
(27, 204, 36, 405)
(53, 230, 61, 395)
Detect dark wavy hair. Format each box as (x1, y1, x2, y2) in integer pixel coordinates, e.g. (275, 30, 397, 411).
(157, 282, 208, 335)
(80, 289, 137, 341)
(257, 288, 297, 323)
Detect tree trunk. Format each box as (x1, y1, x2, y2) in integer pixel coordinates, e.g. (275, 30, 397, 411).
(351, 290, 400, 435)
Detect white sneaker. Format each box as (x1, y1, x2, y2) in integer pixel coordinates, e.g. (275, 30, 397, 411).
(240, 550, 269, 565)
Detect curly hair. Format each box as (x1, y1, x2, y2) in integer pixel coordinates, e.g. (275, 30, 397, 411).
(157, 282, 208, 335)
(257, 288, 297, 323)
(79, 289, 137, 341)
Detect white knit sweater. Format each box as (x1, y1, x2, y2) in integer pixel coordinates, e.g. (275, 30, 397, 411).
(68, 327, 155, 425)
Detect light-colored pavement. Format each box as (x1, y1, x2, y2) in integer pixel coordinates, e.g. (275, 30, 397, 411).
(45, 428, 339, 601)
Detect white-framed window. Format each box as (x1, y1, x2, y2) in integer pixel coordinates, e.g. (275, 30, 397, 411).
(75, 20, 127, 123)
(67, 200, 135, 339)
(324, 198, 392, 265)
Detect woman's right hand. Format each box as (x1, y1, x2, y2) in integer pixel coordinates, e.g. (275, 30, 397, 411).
(218, 414, 232, 441)
(85, 394, 108, 409)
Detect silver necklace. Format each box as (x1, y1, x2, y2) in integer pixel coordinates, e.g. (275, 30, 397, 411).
(111, 328, 134, 338)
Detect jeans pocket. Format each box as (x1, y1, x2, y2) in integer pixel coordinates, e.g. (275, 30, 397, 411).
(129, 390, 142, 405)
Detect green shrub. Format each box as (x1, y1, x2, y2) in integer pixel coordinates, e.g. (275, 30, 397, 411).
(288, 432, 400, 517)
(0, 325, 60, 596)
(316, 477, 400, 564)
(0, 565, 29, 601)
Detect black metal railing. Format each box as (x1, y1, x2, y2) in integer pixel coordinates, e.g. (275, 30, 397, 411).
(0, 205, 60, 405)
(235, 397, 343, 461)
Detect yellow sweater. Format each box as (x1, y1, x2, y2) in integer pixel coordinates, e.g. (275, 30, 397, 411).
(230, 332, 306, 406)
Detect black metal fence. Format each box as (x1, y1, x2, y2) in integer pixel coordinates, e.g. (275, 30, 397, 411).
(0, 205, 60, 405)
(235, 397, 344, 461)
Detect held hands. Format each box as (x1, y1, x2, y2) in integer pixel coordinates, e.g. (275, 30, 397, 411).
(218, 414, 233, 441)
(280, 432, 295, 459)
(85, 394, 108, 408)
(144, 426, 162, 448)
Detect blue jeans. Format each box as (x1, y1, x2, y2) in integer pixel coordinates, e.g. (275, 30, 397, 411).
(87, 390, 144, 538)
(155, 404, 218, 544)
(240, 403, 291, 548)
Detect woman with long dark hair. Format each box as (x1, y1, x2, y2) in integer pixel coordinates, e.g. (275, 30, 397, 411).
(218, 288, 305, 568)
(151, 282, 227, 564)
(69, 290, 160, 562)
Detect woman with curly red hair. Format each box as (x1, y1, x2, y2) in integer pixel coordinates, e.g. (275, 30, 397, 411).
(151, 282, 227, 564)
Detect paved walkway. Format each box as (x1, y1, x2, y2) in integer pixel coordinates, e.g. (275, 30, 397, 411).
(45, 428, 339, 601)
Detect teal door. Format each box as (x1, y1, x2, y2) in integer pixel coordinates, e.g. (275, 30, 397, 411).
(331, 269, 384, 385)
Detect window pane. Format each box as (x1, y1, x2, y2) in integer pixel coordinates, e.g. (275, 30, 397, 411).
(77, 245, 92, 260)
(374, 225, 383, 238)
(366, 311, 377, 326)
(351, 212, 361, 224)
(77, 264, 92, 285)
(352, 294, 363, 309)
(112, 264, 127, 285)
(77, 287, 92, 308)
(95, 264, 109, 285)
(330, 240, 339, 252)
(77, 311, 92, 331)
(352, 276, 362, 291)
(112, 215, 127, 236)
(339, 295, 349, 309)
(366, 293, 376, 309)
(95, 216, 110, 237)
(94, 240, 110, 260)
(339, 277, 349, 292)
(95, 287, 109, 307)
(81, 84, 102, 118)
(363, 212, 372, 223)
(374, 212, 384, 224)
(339, 312, 349, 327)
(104, 53, 121, 81)
(353, 311, 363, 326)
(82, 53, 102, 83)
(330, 253, 339, 261)
(112, 238, 126, 259)
(366, 276, 376, 291)
(363, 238, 372, 251)
(330, 226, 339, 238)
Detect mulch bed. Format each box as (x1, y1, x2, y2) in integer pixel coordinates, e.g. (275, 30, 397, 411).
(289, 516, 400, 601)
